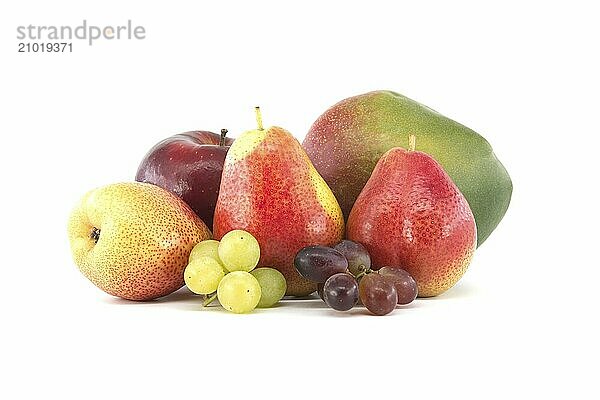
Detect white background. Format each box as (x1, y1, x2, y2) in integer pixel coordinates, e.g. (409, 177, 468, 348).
(1, 1, 598, 399)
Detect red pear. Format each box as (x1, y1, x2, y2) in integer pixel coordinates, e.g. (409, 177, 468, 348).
(347, 137, 476, 297)
(214, 108, 345, 296)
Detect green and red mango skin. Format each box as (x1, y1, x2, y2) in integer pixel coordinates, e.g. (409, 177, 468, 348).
(347, 147, 476, 297)
(303, 90, 512, 246)
(213, 127, 345, 296)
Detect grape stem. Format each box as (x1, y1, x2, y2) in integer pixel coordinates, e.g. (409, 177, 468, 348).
(203, 293, 217, 307)
(354, 265, 372, 280)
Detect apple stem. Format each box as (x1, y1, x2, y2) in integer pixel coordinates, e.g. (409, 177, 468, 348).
(255, 106, 264, 131)
(409, 134, 416, 151)
(203, 293, 217, 307)
(219, 129, 228, 146)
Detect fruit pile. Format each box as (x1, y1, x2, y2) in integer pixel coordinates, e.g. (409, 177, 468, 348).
(295, 241, 417, 315)
(67, 90, 512, 315)
(184, 230, 286, 313)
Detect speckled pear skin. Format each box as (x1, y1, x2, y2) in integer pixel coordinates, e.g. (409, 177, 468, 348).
(68, 182, 211, 301)
(213, 126, 345, 296)
(303, 90, 512, 246)
(346, 148, 476, 297)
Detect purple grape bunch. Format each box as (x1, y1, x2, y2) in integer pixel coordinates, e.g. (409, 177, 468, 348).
(294, 240, 418, 315)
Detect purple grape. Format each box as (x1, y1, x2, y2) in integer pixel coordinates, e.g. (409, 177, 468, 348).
(359, 273, 397, 316)
(323, 273, 359, 311)
(294, 245, 348, 283)
(334, 240, 371, 277)
(379, 267, 418, 305)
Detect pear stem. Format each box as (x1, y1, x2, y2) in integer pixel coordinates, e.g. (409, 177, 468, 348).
(409, 134, 416, 151)
(255, 106, 264, 131)
(219, 129, 228, 146)
(203, 293, 217, 307)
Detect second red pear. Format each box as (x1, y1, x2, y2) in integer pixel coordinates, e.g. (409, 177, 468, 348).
(347, 136, 477, 297)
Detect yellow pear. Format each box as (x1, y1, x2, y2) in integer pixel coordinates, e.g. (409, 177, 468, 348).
(68, 182, 211, 300)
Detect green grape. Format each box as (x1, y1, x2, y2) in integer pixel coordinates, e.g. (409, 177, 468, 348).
(217, 271, 262, 313)
(250, 268, 287, 308)
(189, 240, 224, 267)
(218, 230, 260, 272)
(184, 256, 225, 295)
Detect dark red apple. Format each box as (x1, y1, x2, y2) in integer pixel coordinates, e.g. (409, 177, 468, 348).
(135, 129, 234, 229)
